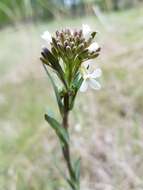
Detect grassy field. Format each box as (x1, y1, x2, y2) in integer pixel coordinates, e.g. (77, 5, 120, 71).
(0, 7, 143, 190)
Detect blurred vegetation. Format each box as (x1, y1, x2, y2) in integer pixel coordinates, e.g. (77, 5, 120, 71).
(0, 6, 143, 189)
(0, 0, 142, 27)
(0, 0, 143, 189)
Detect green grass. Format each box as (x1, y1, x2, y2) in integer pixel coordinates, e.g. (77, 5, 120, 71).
(0, 7, 143, 190)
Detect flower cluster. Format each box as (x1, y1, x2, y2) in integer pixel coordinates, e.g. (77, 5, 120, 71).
(40, 24, 102, 92)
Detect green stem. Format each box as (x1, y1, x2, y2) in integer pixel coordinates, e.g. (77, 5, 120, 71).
(62, 94, 79, 190)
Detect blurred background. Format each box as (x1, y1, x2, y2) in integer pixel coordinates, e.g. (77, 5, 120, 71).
(0, 0, 143, 190)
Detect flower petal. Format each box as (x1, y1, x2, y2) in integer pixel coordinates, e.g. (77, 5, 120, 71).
(88, 42, 99, 52)
(80, 80, 88, 92)
(41, 31, 52, 43)
(89, 78, 101, 90)
(83, 60, 94, 69)
(90, 68, 102, 79)
(82, 24, 91, 39)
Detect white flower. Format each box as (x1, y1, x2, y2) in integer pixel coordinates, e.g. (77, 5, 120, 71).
(80, 67, 102, 92)
(82, 24, 92, 39)
(88, 42, 99, 52)
(82, 60, 93, 70)
(41, 31, 52, 44)
(74, 123, 82, 132)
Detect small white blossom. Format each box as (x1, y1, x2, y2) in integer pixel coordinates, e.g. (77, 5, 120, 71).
(80, 66, 102, 92)
(82, 24, 92, 39)
(41, 31, 52, 44)
(82, 60, 93, 70)
(74, 123, 82, 132)
(88, 42, 99, 52)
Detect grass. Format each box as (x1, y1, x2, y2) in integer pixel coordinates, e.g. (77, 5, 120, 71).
(0, 7, 143, 190)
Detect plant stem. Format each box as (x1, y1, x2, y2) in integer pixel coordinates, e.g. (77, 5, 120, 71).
(62, 110, 73, 177)
(62, 94, 79, 190)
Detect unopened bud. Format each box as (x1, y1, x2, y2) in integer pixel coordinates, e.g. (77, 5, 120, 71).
(57, 42, 64, 52)
(70, 41, 75, 48)
(66, 46, 71, 52)
(79, 30, 82, 37)
(77, 43, 84, 52)
(74, 30, 78, 36)
(64, 40, 69, 47)
(56, 30, 60, 37)
(60, 32, 64, 42)
(75, 36, 80, 44)
(52, 37, 58, 48)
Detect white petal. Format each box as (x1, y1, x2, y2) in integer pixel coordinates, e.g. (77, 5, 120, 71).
(82, 60, 93, 69)
(89, 78, 101, 90)
(41, 31, 52, 43)
(70, 29, 74, 35)
(82, 24, 91, 39)
(88, 42, 99, 52)
(90, 68, 102, 79)
(80, 80, 88, 92)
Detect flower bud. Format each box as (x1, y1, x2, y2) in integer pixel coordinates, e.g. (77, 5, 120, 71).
(75, 35, 80, 44)
(66, 46, 72, 56)
(57, 43, 65, 53)
(52, 37, 58, 49)
(74, 30, 78, 37)
(78, 30, 82, 37)
(56, 30, 60, 37)
(77, 43, 84, 52)
(60, 32, 64, 43)
(70, 41, 75, 48)
(64, 40, 69, 47)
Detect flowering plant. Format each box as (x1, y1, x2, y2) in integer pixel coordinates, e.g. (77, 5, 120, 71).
(40, 24, 102, 190)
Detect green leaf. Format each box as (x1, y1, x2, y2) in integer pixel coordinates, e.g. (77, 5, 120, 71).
(45, 114, 69, 145)
(75, 77, 83, 91)
(74, 158, 81, 182)
(43, 63, 64, 115)
(69, 76, 83, 110)
(66, 178, 75, 190)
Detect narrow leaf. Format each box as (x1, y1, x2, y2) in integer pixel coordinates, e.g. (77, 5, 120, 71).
(69, 76, 83, 110)
(43, 63, 64, 115)
(66, 178, 75, 190)
(74, 158, 81, 182)
(45, 114, 69, 145)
